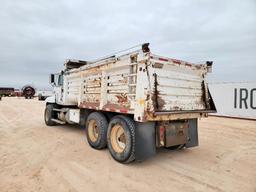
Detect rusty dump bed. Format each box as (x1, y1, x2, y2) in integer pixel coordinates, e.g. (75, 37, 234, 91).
(60, 44, 216, 122)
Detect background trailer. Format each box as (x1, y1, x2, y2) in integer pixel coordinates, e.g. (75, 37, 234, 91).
(209, 82, 256, 120)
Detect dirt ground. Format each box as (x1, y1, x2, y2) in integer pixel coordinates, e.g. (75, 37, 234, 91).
(0, 97, 255, 192)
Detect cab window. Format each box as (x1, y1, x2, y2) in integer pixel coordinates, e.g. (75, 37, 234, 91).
(58, 75, 63, 86)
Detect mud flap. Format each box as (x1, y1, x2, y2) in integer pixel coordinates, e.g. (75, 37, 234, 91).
(135, 122, 156, 161)
(186, 119, 198, 148)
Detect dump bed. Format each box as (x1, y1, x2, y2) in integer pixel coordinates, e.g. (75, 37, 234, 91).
(61, 44, 215, 122)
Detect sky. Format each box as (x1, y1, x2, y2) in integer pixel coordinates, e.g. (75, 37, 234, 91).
(0, 0, 255, 89)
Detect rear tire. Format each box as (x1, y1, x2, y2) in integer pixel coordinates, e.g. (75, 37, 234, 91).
(107, 115, 135, 163)
(86, 112, 108, 149)
(44, 104, 56, 126)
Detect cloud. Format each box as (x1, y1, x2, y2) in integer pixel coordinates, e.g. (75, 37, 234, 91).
(0, 0, 255, 89)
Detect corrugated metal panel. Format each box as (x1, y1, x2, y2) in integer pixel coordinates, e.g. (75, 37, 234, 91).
(150, 56, 207, 111)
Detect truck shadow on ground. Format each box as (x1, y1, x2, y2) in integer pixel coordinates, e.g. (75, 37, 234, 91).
(131, 148, 194, 166)
(54, 124, 85, 133)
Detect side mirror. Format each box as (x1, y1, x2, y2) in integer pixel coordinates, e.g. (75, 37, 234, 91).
(50, 74, 55, 85)
(206, 61, 213, 73)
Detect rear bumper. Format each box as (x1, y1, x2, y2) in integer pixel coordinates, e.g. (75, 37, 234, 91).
(154, 109, 216, 115)
(145, 110, 216, 121)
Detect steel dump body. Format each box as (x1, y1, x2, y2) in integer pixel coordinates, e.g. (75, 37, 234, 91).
(46, 44, 216, 162)
(59, 48, 214, 122)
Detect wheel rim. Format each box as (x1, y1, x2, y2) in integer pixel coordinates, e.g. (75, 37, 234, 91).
(110, 124, 126, 153)
(88, 119, 99, 142)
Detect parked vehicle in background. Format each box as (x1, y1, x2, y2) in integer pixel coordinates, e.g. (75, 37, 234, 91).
(14, 89, 22, 97)
(44, 43, 216, 163)
(0, 87, 15, 97)
(37, 90, 53, 101)
(22, 85, 35, 99)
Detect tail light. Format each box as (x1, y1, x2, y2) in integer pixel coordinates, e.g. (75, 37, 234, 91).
(159, 126, 165, 146)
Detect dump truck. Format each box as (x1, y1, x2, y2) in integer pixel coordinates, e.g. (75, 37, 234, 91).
(44, 43, 216, 163)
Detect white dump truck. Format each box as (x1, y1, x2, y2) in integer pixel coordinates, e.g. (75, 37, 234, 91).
(44, 43, 216, 163)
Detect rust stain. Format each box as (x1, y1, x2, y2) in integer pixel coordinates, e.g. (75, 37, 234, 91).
(79, 102, 100, 108)
(172, 106, 181, 110)
(152, 73, 165, 111)
(115, 93, 128, 104)
(118, 77, 128, 84)
(102, 103, 130, 111)
(157, 95, 166, 110)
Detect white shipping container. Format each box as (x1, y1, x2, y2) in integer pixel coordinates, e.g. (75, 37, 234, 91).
(209, 82, 256, 120)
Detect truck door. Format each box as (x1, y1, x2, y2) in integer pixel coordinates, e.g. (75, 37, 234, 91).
(51, 73, 64, 104)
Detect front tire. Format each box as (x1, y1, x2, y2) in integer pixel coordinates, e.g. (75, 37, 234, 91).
(107, 115, 135, 163)
(44, 104, 56, 126)
(86, 112, 108, 149)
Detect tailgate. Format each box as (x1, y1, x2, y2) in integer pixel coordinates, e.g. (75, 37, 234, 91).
(149, 55, 211, 112)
